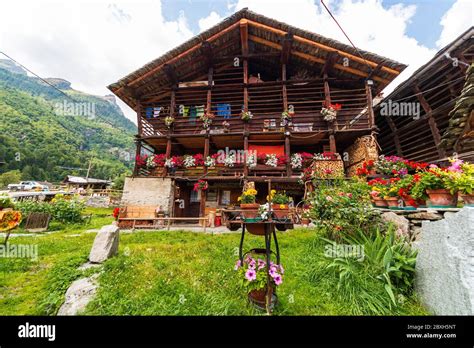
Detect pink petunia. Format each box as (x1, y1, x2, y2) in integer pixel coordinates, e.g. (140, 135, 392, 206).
(257, 259, 266, 270)
(234, 260, 242, 270)
(245, 269, 257, 281)
(278, 264, 285, 274)
(273, 274, 283, 285)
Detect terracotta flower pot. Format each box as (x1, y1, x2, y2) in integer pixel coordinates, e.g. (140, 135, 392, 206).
(385, 197, 402, 209)
(426, 189, 458, 208)
(301, 218, 310, 225)
(272, 204, 289, 219)
(248, 286, 277, 310)
(240, 203, 259, 219)
(371, 197, 388, 208)
(402, 198, 417, 210)
(460, 193, 474, 206)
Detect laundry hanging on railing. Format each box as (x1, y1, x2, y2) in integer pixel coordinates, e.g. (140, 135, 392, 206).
(216, 103, 231, 119)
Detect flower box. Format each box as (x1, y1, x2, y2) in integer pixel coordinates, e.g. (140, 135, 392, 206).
(426, 189, 458, 208)
(184, 166, 205, 176)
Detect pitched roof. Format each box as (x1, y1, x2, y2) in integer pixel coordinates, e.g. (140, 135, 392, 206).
(109, 8, 406, 109)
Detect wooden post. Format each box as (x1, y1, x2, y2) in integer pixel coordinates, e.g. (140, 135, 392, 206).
(241, 19, 249, 114)
(414, 85, 446, 159)
(285, 133, 291, 177)
(365, 80, 376, 130)
(282, 63, 288, 111)
(164, 136, 172, 176)
(204, 134, 210, 175)
(199, 189, 207, 221)
(244, 133, 249, 177)
(324, 74, 337, 153)
(136, 101, 143, 136)
(133, 138, 142, 177)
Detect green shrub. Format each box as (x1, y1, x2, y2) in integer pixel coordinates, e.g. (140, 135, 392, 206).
(0, 194, 15, 209)
(307, 179, 380, 239)
(325, 227, 417, 311)
(15, 196, 85, 224)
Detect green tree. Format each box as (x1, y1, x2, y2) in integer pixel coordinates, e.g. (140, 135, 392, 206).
(0, 169, 22, 188)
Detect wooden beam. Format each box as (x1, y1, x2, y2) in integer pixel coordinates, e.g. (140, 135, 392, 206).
(385, 117, 403, 156)
(244, 134, 249, 177)
(285, 134, 291, 177)
(200, 41, 214, 69)
(280, 33, 293, 64)
(164, 136, 172, 176)
(329, 133, 337, 153)
(116, 21, 240, 92)
(163, 64, 179, 86)
(414, 85, 446, 159)
(241, 19, 249, 112)
(136, 101, 143, 136)
(249, 35, 391, 84)
(282, 63, 288, 110)
(366, 81, 375, 129)
(367, 60, 386, 80)
(133, 139, 142, 177)
(207, 67, 213, 113)
(320, 52, 338, 77)
(246, 19, 401, 76)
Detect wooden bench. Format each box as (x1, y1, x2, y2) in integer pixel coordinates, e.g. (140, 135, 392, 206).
(117, 206, 208, 231)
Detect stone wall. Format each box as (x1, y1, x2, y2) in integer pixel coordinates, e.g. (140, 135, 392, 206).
(415, 207, 474, 315)
(121, 177, 174, 213)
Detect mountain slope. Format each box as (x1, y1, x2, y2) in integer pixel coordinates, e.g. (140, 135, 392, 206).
(0, 62, 136, 183)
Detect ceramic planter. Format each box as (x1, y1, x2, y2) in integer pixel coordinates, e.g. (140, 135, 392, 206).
(460, 193, 474, 207)
(240, 203, 259, 219)
(385, 197, 401, 209)
(272, 204, 289, 219)
(371, 197, 388, 208)
(426, 189, 458, 208)
(248, 286, 277, 310)
(402, 198, 417, 210)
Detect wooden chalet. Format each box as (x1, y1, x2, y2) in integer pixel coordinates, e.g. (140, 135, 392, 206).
(375, 27, 473, 163)
(109, 8, 405, 220)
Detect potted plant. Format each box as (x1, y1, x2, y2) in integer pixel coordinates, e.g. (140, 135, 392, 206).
(368, 178, 388, 207)
(419, 165, 458, 208)
(200, 111, 215, 129)
(321, 102, 341, 122)
(396, 174, 418, 210)
(193, 180, 208, 192)
(164, 116, 174, 128)
(241, 110, 253, 122)
(235, 254, 283, 309)
(384, 178, 402, 209)
(446, 160, 474, 206)
(301, 209, 311, 225)
(238, 188, 259, 219)
(356, 160, 376, 176)
(268, 190, 291, 219)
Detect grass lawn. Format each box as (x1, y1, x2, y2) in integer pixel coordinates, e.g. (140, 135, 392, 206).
(0, 208, 428, 316)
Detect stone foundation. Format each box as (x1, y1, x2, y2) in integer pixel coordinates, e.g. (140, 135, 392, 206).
(121, 177, 174, 213)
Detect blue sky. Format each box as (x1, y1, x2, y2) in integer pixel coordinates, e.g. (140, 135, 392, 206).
(162, 0, 459, 49)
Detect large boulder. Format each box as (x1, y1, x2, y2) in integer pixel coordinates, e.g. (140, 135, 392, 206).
(381, 212, 410, 238)
(57, 274, 98, 315)
(415, 207, 474, 315)
(89, 224, 119, 263)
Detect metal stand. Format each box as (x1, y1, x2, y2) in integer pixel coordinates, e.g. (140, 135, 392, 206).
(239, 221, 280, 314)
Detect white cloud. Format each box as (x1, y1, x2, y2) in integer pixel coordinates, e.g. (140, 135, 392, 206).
(436, 0, 473, 48)
(198, 11, 223, 32)
(0, 0, 194, 121)
(229, 0, 436, 94)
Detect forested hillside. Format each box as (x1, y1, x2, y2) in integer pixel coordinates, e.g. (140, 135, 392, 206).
(0, 61, 136, 184)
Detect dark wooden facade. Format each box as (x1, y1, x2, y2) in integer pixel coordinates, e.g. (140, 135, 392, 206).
(109, 9, 405, 217)
(375, 27, 473, 163)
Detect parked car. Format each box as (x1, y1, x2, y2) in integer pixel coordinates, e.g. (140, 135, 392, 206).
(7, 181, 49, 191)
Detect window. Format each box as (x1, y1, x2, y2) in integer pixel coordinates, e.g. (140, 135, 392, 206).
(207, 189, 217, 202)
(220, 190, 231, 205)
(190, 190, 201, 203)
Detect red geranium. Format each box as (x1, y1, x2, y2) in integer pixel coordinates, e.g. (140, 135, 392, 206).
(113, 207, 120, 220)
(193, 154, 205, 166)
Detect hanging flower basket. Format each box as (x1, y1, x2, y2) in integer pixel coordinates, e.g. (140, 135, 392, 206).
(321, 102, 342, 122)
(241, 110, 253, 122)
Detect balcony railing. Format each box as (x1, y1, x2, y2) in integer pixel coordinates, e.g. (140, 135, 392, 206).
(139, 80, 371, 137)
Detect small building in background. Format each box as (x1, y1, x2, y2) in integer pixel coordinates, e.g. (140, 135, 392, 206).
(62, 175, 111, 191)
